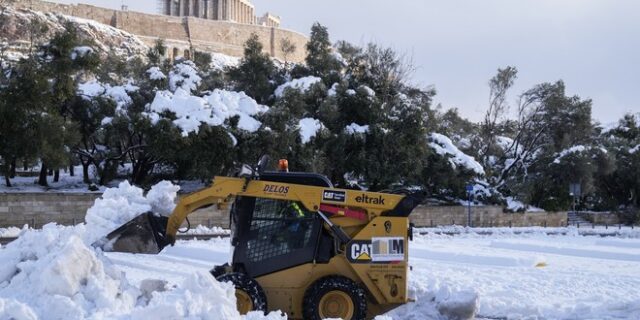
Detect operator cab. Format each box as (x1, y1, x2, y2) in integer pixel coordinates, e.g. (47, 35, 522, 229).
(228, 171, 336, 278)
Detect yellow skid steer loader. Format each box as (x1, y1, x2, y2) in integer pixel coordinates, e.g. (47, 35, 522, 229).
(98, 157, 423, 319)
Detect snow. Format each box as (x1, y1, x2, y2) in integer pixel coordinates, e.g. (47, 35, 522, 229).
(429, 133, 485, 175)
(360, 85, 376, 97)
(146, 66, 166, 80)
(345, 122, 370, 134)
(149, 88, 268, 136)
(169, 61, 202, 93)
(0, 226, 27, 238)
(506, 196, 544, 213)
(553, 145, 586, 164)
(0, 182, 285, 320)
(84, 180, 179, 244)
(70, 46, 93, 60)
(77, 80, 138, 110)
(297, 118, 324, 144)
(274, 76, 321, 98)
(495, 136, 515, 151)
(90, 227, 640, 319)
(0, 166, 105, 193)
(630, 144, 640, 154)
(5, 181, 640, 319)
(210, 52, 240, 71)
(327, 83, 339, 96)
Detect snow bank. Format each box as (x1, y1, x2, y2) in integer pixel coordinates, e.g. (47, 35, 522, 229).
(297, 118, 324, 143)
(274, 76, 321, 98)
(429, 133, 485, 175)
(0, 182, 285, 320)
(0, 226, 27, 238)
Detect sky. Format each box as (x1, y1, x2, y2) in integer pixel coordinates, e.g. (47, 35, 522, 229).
(49, 0, 639, 124)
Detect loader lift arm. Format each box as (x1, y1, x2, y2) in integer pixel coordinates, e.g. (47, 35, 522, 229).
(164, 175, 415, 246)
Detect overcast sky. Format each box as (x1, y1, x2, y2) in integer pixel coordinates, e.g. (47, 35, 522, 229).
(50, 0, 639, 123)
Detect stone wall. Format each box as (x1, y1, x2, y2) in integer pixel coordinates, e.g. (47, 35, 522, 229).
(410, 206, 567, 228)
(0, 193, 228, 229)
(13, 0, 307, 62)
(583, 212, 620, 225)
(0, 193, 566, 229)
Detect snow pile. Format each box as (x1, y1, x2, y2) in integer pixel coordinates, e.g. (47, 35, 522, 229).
(553, 145, 586, 164)
(210, 52, 240, 71)
(274, 76, 322, 98)
(0, 226, 27, 238)
(0, 224, 141, 319)
(345, 123, 370, 134)
(169, 61, 202, 93)
(297, 118, 324, 143)
(184, 225, 231, 236)
(149, 88, 268, 136)
(84, 180, 179, 243)
(0, 182, 286, 320)
(429, 133, 485, 175)
(0, 298, 36, 320)
(386, 277, 478, 320)
(147, 66, 166, 80)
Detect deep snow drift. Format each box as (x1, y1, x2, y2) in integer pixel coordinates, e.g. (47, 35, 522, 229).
(0, 181, 285, 320)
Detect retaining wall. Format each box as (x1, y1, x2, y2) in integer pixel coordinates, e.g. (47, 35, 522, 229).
(13, 0, 308, 62)
(0, 193, 566, 229)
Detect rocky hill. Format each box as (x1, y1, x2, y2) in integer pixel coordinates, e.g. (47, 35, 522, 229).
(0, 5, 148, 62)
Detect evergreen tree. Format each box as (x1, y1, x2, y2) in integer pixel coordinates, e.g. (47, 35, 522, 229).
(229, 33, 275, 104)
(305, 23, 341, 84)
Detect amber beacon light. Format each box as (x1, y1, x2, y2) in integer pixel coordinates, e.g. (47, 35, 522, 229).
(278, 159, 289, 172)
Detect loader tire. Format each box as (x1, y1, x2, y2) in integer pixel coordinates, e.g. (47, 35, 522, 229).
(303, 275, 367, 320)
(216, 272, 267, 315)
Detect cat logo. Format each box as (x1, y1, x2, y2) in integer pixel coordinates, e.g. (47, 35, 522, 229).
(347, 237, 405, 263)
(323, 190, 346, 203)
(347, 240, 373, 263)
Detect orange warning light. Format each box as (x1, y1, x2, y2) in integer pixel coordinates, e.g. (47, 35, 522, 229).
(278, 159, 289, 172)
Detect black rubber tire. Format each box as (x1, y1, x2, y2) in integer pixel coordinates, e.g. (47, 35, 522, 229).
(303, 275, 368, 320)
(216, 272, 268, 313)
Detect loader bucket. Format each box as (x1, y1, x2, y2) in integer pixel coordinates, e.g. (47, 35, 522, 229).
(95, 212, 170, 254)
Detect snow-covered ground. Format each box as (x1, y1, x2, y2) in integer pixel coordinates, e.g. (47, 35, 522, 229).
(100, 230, 640, 319)
(3, 182, 640, 319)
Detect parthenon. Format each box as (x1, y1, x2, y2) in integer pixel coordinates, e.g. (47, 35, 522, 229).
(160, 0, 280, 27)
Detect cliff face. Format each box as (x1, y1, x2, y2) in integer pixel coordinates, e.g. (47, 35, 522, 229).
(0, 5, 148, 61)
